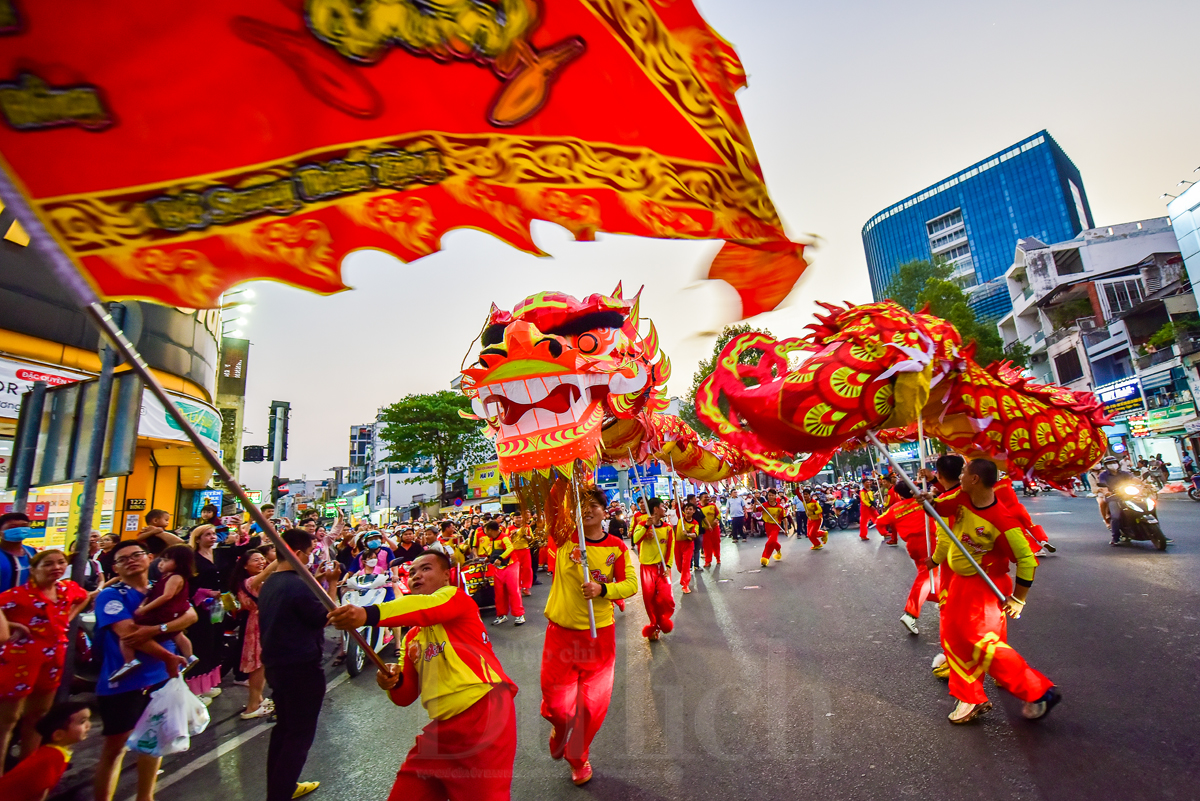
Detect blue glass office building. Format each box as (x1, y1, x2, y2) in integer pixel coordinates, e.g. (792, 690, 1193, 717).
(862, 131, 1093, 319)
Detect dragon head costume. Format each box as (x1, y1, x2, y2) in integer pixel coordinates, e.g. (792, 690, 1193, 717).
(461, 285, 751, 485)
(696, 300, 1111, 486)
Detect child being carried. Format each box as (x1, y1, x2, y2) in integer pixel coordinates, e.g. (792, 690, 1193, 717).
(108, 544, 198, 681)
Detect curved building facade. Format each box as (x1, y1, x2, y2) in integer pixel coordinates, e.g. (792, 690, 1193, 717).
(862, 131, 1093, 318)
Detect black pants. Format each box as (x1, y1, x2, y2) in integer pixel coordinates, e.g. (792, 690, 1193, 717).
(264, 660, 325, 801)
(731, 516, 745, 541)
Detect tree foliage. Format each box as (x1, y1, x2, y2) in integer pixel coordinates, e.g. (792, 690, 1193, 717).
(680, 324, 773, 436)
(377, 391, 495, 497)
(884, 259, 1014, 368)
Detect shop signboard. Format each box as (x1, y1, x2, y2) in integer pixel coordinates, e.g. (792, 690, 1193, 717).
(1129, 415, 1149, 438)
(192, 489, 223, 517)
(1094, 377, 1146, 419)
(1144, 402, 1198, 433)
(0, 357, 88, 419)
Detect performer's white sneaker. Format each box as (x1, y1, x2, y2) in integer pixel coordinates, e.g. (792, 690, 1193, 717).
(492, 616, 507, 625)
(948, 700, 991, 724)
(900, 613, 919, 635)
(931, 652, 947, 670)
(513, 616, 526, 626)
(1022, 687, 1062, 720)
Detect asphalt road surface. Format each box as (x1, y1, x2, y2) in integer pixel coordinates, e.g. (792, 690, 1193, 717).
(103, 492, 1199, 801)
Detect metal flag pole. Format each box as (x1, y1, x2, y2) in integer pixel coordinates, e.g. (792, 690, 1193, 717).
(0, 166, 389, 673)
(628, 448, 670, 584)
(570, 470, 598, 638)
(865, 431, 1006, 604)
(916, 416, 936, 594)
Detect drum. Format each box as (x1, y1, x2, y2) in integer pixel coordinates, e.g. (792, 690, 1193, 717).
(459, 560, 496, 611)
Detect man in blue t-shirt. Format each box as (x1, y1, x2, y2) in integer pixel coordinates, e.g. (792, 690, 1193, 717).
(0, 512, 39, 592)
(93, 539, 196, 801)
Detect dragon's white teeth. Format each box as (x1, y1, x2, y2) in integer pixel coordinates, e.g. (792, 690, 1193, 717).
(471, 398, 487, 417)
(502, 380, 530, 405)
(609, 364, 648, 395)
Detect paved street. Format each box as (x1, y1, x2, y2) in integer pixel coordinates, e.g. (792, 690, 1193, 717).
(98, 493, 1199, 801)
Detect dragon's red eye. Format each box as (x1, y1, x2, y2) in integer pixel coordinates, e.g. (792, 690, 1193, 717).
(577, 333, 600, 354)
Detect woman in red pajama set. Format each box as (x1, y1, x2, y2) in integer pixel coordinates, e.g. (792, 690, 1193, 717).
(329, 552, 518, 801)
(632, 498, 674, 640)
(541, 484, 639, 786)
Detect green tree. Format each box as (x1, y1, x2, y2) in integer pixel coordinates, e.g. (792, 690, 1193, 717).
(377, 391, 495, 498)
(884, 259, 1015, 367)
(680, 323, 773, 436)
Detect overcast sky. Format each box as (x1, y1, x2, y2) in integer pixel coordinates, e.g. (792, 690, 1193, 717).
(237, 0, 1200, 490)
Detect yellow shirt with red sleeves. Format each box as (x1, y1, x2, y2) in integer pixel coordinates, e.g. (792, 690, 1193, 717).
(544, 533, 638, 630)
(368, 585, 515, 721)
(699, 503, 720, 529)
(632, 518, 674, 566)
(803, 500, 822, 521)
(507, 525, 531, 550)
(931, 496, 1038, 587)
(759, 502, 786, 528)
(675, 518, 700, 542)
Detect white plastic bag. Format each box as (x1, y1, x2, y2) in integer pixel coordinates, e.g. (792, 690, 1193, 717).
(126, 677, 211, 757)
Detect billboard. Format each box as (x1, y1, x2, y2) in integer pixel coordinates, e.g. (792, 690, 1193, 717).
(1094, 377, 1146, 419)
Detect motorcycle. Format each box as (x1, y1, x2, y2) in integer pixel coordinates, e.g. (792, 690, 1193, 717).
(1188, 475, 1200, 502)
(1021, 480, 1042, 497)
(820, 500, 842, 531)
(338, 571, 403, 677)
(1102, 482, 1168, 551)
(838, 496, 860, 529)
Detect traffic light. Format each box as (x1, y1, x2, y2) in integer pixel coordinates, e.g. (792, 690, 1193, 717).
(267, 401, 291, 462)
(271, 476, 290, 503)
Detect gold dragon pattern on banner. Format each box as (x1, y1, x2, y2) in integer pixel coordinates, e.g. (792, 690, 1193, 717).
(695, 300, 1111, 487)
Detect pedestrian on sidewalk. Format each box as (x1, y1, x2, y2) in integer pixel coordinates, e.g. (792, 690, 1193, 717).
(727, 492, 746, 542)
(230, 551, 279, 720)
(257, 528, 340, 801)
(92, 540, 194, 801)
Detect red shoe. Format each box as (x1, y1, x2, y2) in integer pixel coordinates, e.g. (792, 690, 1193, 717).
(549, 725, 568, 760)
(571, 760, 593, 785)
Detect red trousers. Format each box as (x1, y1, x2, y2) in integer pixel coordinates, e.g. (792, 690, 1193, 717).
(513, 549, 533, 591)
(675, 541, 694, 590)
(903, 537, 936, 618)
(859, 506, 878, 539)
(540, 622, 616, 769)
(805, 518, 823, 547)
(493, 563, 524, 617)
(387, 684, 516, 801)
(639, 563, 674, 635)
(941, 572, 1052, 704)
(702, 524, 721, 566)
(761, 525, 782, 560)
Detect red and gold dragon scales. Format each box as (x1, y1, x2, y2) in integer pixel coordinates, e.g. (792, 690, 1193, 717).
(696, 300, 1111, 486)
(460, 285, 751, 483)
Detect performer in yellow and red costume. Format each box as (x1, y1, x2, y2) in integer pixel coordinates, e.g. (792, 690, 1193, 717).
(929, 459, 1060, 725)
(541, 484, 639, 786)
(674, 501, 702, 593)
(800, 489, 827, 550)
(328, 551, 518, 801)
(876, 481, 935, 635)
(698, 492, 722, 568)
(632, 498, 675, 639)
(756, 489, 787, 566)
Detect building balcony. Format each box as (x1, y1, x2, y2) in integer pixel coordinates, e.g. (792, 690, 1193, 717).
(1135, 346, 1179, 371)
(1045, 327, 1077, 347)
(1177, 332, 1200, 358)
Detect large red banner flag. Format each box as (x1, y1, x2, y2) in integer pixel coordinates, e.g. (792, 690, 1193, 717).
(0, 0, 805, 316)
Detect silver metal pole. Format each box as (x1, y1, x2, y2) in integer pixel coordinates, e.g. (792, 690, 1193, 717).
(865, 432, 1006, 603)
(0, 165, 388, 672)
(570, 471, 597, 638)
(272, 405, 285, 514)
(10, 381, 46, 513)
(59, 303, 123, 701)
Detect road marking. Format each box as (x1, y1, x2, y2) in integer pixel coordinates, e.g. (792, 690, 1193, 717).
(126, 670, 352, 800)
(742, 585, 761, 590)
(1032, 511, 1072, 515)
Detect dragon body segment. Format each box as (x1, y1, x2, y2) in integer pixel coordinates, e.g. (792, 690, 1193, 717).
(696, 300, 1110, 486)
(461, 285, 753, 485)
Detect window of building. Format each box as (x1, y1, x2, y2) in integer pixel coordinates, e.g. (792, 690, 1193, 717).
(1099, 278, 1144, 319)
(1053, 349, 1084, 384)
(926, 209, 964, 237)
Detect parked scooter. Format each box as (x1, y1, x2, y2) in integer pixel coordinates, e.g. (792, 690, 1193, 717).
(1189, 475, 1200, 502)
(1101, 481, 1168, 551)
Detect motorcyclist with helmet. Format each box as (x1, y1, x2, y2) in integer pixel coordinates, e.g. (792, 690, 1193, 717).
(1096, 457, 1139, 546)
